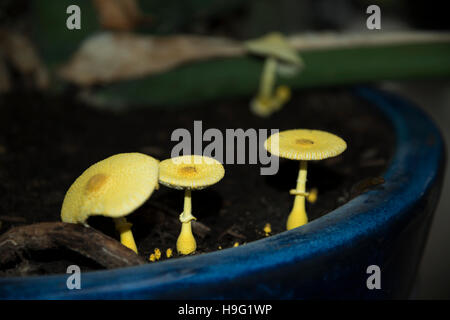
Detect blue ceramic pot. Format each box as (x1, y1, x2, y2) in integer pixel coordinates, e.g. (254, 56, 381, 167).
(0, 87, 445, 299)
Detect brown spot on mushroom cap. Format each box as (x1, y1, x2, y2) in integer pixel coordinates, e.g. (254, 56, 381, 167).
(295, 139, 314, 146)
(179, 166, 198, 176)
(86, 174, 110, 194)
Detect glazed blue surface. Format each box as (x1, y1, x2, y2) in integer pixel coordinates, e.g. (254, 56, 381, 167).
(0, 87, 445, 299)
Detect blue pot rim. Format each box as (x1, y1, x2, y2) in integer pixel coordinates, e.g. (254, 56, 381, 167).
(0, 86, 445, 299)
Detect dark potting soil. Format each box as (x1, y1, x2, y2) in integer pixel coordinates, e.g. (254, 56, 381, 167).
(0, 88, 394, 277)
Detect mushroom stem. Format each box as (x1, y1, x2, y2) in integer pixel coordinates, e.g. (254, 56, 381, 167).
(259, 57, 277, 99)
(183, 189, 192, 218)
(177, 189, 197, 255)
(287, 160, 309, 230)
(114, 217, 138, 253)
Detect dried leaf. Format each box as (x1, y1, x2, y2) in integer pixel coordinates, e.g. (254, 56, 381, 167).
(58, 32, 245, 86)
(0, 29, 49, 90)
(93, 0, 149, 31)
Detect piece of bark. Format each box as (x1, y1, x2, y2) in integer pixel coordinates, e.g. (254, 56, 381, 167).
(0, 222, 145, 270)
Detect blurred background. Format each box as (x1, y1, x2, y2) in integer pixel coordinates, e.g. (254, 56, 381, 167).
(0, 0, 449, 298)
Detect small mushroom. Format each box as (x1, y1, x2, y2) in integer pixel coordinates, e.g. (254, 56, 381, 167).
(61, 153, 159, 253)
(244, 32, 303, 117)
(263, 223, 272, 236)
(154, 248, 161, 260)
(265, 130, 346, 230)
(159, 155, 225, 255)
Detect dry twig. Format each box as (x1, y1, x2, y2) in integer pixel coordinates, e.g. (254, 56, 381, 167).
(0, 222, 145, 270)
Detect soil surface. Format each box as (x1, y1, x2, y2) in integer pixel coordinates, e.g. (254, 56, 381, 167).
(0, 88, 394, 276)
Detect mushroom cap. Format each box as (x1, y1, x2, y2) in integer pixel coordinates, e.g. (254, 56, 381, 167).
(244, 32, 302, 66)
(61, 153, 159, 223)
(264, 129, 347, 161)
(159, 155, 224, 190)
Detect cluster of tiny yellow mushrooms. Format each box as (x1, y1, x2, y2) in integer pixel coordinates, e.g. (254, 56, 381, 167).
(60, 129, 346, 257)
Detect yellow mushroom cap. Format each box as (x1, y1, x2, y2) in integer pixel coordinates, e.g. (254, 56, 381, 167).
(159, 155, 224, 190)
(61, 153, 159, 224)
(244, 32, 302, 67)
(264, 129, 347, 161)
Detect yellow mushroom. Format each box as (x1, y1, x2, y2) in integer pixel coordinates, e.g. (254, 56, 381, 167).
(307, 187, 318, 203)
(244, 32, 303, 117)
(263, 223, 272, 236)
(265, 130, 346, 230)
(159, 155, 224, 255)
(61, 153, 159, 253)
(154, 248, 161, 260)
